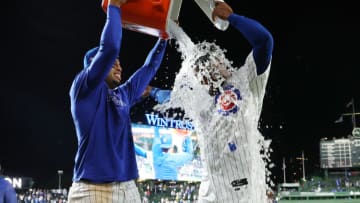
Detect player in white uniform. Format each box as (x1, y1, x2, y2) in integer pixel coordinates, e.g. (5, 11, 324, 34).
(194, 48, 272, 203)
(155, 1, 274, 202)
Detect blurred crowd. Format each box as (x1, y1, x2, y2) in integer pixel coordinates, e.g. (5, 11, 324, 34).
(138, 180, 200, 203)
(16, 188, 67, 203)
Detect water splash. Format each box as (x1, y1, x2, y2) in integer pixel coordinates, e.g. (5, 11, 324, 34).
(158, 21, 235, 119)
(156, 20, 274, 202)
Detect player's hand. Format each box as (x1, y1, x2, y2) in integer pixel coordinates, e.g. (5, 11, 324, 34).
(107, 0, 128, 7)
(150, 87, 171, 104)
(212, 1, 233, 21)
(160, 33, 169, 40)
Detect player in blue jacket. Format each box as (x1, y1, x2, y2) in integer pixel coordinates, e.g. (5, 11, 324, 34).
(0, 176, 17, 203)
(152, 127, 194, 180)
(67, 0, 167, 202)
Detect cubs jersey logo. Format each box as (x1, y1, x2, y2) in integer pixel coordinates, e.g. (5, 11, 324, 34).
(215, 85, 242, 116)
(107, 90, 125, 106)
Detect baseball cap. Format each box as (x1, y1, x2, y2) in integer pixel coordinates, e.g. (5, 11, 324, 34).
(160, 134, 172, 149)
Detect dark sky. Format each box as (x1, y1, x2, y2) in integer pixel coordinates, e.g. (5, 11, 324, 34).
(1, 0, 359, 188)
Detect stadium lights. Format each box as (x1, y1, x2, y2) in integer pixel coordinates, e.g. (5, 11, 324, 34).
(336, 98, 359, 130)
(57, 170, 63, 190)
(295, 151, 307, 181)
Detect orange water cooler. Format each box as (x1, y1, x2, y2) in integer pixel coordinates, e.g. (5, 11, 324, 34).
(102, 0, 183, 38)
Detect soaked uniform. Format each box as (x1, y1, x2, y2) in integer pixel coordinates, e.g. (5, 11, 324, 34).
(195, 52, 271, 203)
(161, 13, 274, 203)
(193, 14, 273, 203)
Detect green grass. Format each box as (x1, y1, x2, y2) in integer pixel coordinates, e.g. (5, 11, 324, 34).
(279, 200, 359, 203)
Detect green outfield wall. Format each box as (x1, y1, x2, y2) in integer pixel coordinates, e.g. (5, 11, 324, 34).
(278, 191, 360, 203)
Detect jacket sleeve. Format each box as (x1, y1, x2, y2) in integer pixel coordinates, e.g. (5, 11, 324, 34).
(124, 39, 168, 105)
(85, 5, 123, 90)
(228, 14, 273, 75)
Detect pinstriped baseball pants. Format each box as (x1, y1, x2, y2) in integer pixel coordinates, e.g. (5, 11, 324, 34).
(67, 180, 141, 203)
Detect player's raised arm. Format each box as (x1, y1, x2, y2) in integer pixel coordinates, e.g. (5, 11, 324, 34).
(213, 1, 273, 75)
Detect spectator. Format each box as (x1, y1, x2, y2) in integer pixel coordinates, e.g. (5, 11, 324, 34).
(0, 176, 17, 203)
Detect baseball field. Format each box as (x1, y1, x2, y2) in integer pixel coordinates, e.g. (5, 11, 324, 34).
(279, 200, 359, 203)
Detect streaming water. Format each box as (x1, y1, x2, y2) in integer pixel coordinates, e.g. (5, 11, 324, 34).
(154, 20, 274, 202)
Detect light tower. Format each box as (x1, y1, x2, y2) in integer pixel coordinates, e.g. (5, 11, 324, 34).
(57, 170, 63, 190)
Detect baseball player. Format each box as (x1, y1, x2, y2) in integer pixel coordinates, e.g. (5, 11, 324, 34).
(155, 1, 274, 202)
(67, 0, 167, 202)
(152, 127, 194, 180)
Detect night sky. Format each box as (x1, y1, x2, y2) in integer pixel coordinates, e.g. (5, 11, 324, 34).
(1, 0, 359, 188)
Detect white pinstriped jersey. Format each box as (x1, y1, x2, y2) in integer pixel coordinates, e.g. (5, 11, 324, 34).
(190, 52, 271, 203)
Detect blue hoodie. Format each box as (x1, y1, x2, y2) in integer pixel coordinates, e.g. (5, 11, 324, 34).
(69, 5, 167, 183)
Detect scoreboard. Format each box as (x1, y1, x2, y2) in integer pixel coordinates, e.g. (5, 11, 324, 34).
(320, 138, 360, 168)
